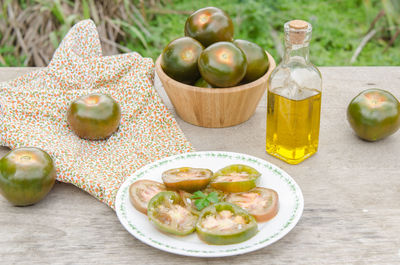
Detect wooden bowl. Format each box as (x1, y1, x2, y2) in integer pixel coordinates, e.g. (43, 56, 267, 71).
(155, 51, 276, 128)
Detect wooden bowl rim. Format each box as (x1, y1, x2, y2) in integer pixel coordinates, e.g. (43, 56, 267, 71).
(155, 50, 276, 94)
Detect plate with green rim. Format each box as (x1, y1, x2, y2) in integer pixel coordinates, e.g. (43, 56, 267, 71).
(115, 151, 304, 257)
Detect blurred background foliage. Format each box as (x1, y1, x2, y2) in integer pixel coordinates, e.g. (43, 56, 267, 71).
(0, 0, 399, 67)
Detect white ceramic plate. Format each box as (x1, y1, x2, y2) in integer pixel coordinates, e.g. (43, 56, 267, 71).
(115, 151, 304, 257)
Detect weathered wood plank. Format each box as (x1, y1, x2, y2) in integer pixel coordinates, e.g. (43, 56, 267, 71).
(0, 67, 399, 264)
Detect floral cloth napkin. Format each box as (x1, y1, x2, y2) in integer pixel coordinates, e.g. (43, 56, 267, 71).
(0, 20, 193, 209)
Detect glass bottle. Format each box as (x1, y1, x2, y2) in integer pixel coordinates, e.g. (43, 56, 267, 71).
(266, 20, 322, 164)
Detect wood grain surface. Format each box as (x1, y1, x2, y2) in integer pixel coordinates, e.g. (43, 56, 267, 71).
(0, 67, 399, 264)
(155, 52, 276, 128)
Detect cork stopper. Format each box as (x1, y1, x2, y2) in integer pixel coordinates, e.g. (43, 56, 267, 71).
(289, 20, 308, 30)
(286, 20, 311, 45)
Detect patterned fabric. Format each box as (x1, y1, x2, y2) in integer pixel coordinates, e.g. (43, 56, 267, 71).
(0, 20, 193, 209)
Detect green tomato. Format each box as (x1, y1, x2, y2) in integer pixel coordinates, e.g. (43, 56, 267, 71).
(147, 191, 197, 236)
(179, 190, 202, 215)
(194, 77, 214, 88)
(347, 89, 400, 141)
(184, 7, 234, 47)
(234, 39, 269, 82)
(225, 187, 279, 222)
(202, 187, 226, 201)
(198, 42, 247, 88)
(0, 147, 56, 206)
(162, 167, 212, 192)
(196, 202, 258, 245)
(161, 37, 204, 84)
(211, 164, 260, 193)
(67, 93, 121, 140)
(129, 180, 166, 215)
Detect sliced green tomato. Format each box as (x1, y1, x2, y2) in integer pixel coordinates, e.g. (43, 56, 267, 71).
(179, 190, 201, 215)
(211, 164, 260, 193)
(225, 187, 279, 222)
(129, 180, 166, 214)
(196, 202, 258, 245)
(162, 167, 212, 192)
(202, 187, 226, 201)
(148, 191, 197, 236)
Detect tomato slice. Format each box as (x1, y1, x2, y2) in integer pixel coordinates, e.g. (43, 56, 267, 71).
(211, 164, 260, 192)
(179, 190, 201, 215)
(129, 180, 166, 214)
(225, 187, 279, 222)
(196, 202, 258, 245)
(202, 187, 226, 201)
(148, 191, 197, 236)
(162, 167, 212, 192)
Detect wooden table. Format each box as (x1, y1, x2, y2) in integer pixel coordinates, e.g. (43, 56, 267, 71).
(0, 67, 399, 264)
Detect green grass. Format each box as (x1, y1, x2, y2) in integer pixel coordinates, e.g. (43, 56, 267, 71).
(130, 0, 400, 66)
(1, 0, 399, 66)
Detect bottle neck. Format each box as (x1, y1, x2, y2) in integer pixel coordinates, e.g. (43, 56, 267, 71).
(283, 43, 310, 64)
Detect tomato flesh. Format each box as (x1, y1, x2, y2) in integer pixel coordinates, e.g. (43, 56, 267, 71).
(129, 180, 166, 214)
(162, 167, 212, 192)
(148, 191, 197, 236)
(196, 202, 258, 245)
(347, 88, 400, 141)
(211, 164, 260, 193)
(225, 187, 279, 222)
(201, 210, 246, 231)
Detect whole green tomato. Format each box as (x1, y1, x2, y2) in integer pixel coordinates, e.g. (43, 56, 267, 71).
(0, 147, 56, 206)
(233, 39, 269, 83)
(198, 42, 247, 88)
(194, 77, 214, 88)
(184, 7, 234, 47)
(347, 88, 400, 141)
(161, 37, 204, 84)
(67, 93, 121, 140)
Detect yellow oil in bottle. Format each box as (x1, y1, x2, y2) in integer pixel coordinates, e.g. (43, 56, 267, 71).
(266, 89, 321, 164)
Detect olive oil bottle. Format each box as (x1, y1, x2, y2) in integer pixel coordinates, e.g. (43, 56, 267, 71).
(266, 20, 322, 164)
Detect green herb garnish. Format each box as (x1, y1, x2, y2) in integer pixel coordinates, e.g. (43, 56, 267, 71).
(190, 191, 219, 211)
